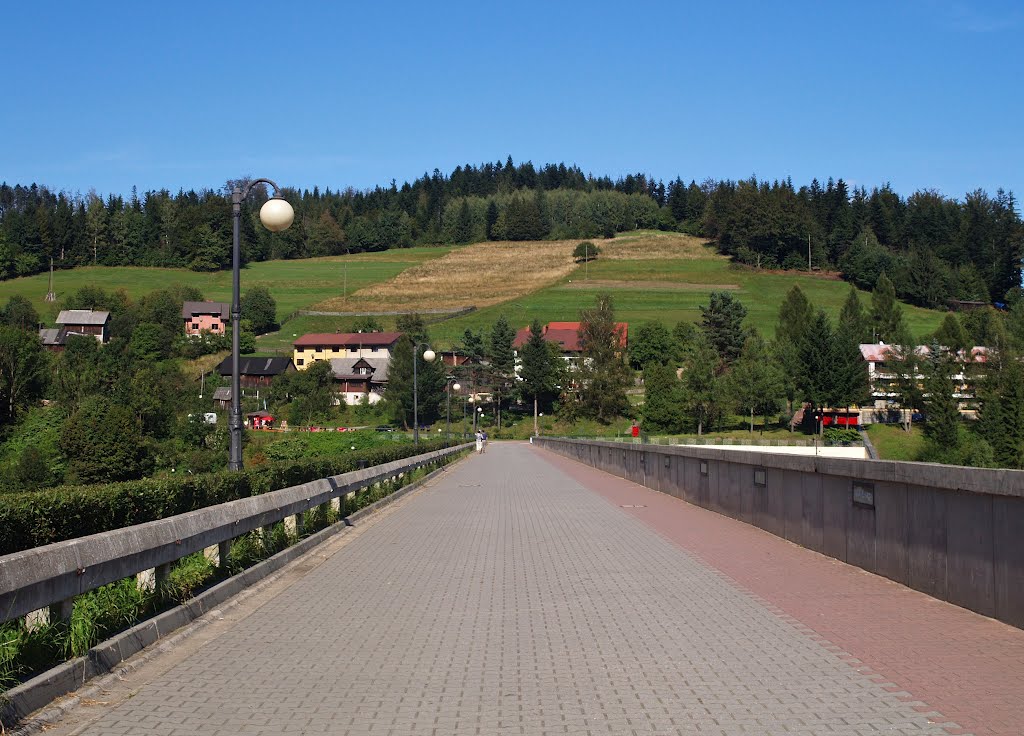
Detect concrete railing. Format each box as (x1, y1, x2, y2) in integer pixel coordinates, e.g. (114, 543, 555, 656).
(0, 444, 471, 626)
(536, 438, 1024, 630)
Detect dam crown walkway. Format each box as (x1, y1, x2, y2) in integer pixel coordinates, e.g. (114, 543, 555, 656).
(33, 443, 1024, 736)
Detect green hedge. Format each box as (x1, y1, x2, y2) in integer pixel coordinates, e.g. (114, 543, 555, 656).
(0, 440, 451, 555)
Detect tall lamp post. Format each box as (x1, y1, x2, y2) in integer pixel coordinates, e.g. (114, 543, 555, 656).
(229, 179, 294, 471)
(413, 342, 435, 446)
(445, 376, 460, 443)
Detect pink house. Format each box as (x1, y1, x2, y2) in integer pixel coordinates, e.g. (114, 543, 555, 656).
(183, 301, 229, 336)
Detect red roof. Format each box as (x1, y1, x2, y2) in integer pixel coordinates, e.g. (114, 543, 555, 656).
(294, 332, 402, 348)
(513, 322, 628, 352)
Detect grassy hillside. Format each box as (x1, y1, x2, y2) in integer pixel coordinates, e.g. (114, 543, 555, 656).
(428, 232, 944, 345)
(0, 247, 452, 324)
(1, 232, 945, 352)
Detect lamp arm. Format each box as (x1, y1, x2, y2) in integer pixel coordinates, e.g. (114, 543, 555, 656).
(234, 178, 284, 205)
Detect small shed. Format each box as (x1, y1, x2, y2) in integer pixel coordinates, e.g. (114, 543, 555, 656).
(211, 386, 232, 410)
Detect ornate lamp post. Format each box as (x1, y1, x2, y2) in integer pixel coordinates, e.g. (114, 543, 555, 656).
(229, 179, 293, 471)
(445, 377, 460, 443)
(413, 342, 435, 446)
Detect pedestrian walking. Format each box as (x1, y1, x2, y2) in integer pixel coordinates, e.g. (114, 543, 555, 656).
(481, 430, 488, 453)
(475, 430, 484, 454)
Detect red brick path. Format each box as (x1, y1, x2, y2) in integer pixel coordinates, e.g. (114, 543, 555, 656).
(535, 447, 1024, 736)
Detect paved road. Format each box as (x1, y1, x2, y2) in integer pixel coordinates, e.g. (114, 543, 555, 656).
(45, 444, 986, 735)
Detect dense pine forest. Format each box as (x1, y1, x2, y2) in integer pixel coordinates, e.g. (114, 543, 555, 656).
(1, 158, 1021, 309)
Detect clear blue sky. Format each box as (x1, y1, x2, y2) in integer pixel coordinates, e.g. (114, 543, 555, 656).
(3, 1, 1022, 203)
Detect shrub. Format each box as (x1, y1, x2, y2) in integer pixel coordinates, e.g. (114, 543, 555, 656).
(0, 439, 451, 555)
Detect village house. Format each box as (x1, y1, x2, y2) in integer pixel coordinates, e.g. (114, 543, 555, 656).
(859, 342, 989, 419)
(216, 356, 295, 389)
(40, 310, 111, 351)
(183, 301, 229, 336)
(292, 332, 402, 369)
(512, 321, 628, 369)
(330, 356, 389, 405)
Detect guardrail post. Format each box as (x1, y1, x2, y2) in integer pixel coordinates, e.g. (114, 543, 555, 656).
(294, 511, 305, 537)
(218, 539, 232, 569)
(155, 562, 171, 595)
(47, 598, 74, 626)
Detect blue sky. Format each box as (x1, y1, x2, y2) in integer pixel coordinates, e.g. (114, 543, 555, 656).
(3, 1, 1022, 202)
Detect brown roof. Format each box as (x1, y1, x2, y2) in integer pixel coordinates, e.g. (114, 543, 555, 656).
(183, 301, 229, 319)
(294, 332, 402, 348)
(513, 322, 628, 352)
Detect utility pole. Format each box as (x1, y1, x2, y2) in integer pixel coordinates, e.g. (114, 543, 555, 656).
(343, 249, 349, 298)
(585, 242, 589, 281)
(44, 258, 56, 302)
(807, 234, 811, 272)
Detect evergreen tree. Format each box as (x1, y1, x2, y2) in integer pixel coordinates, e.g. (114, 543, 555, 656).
(642, 362, 684, 433)
(488, 315, 516, 428)
(796, 310, 837, 413)
(726, 335, 784, 432)
(774, 285, 814, 415)
(683, 333, 720, 435)
(388, 314, 446, 429)
(699, 291, 748, 366)
(838, 286, 869, 343)
(519, 320, 560, 435)
(453, 200, 473, 243)
(628, 321, 675, 370)
(577, 294, 630, 422)
(977, 355, 1024, 468)
(870, 271, 905, 343)
(484, 200, 499, 240)
(889, 330, 925, 432)
(921, 344, 961, 457)
(933, 313, 971, 352)
(832, 319, 870, 409)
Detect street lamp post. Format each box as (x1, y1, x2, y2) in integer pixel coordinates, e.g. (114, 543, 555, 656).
(412, 342, 435, 446)
(229, 179, 294, 471)
(445, 376, 460, 443)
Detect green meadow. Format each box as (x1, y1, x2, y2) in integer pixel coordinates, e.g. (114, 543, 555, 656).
(428, 251, 945, 346)
(0, 232, 944, 351)
(0, 247, 452, 325)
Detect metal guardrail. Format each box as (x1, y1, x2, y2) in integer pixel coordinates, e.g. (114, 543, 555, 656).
(0, 444, 471, 625)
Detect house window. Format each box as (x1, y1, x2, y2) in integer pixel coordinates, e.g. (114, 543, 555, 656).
(371, 347, 378, 352)
(191, 322, 199, 329)
(297, 359, 304, 366)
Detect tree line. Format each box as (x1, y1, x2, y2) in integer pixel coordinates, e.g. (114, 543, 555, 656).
(2, 160, 1019, 311)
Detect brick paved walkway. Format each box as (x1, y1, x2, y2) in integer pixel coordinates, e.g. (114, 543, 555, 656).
(44, 443, 1019, 735)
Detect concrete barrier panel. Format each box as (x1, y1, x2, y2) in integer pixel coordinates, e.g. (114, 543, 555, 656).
(945, 491, 995, 618)
(846, 502, 877, 575)
(798, 473, 824, 554)
(759, 470, 790, 539)
(907, 484, 948, 600)
(783, 471, 803, 546)
(874, 482, 909, 586)
(993, 495, 1024, 628)
(821, 475, 849, 562)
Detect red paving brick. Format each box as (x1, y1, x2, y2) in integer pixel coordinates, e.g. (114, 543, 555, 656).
(536, 446, 1024, 736)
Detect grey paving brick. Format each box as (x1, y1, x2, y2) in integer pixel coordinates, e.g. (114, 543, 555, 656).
(51, 444, 962, 735)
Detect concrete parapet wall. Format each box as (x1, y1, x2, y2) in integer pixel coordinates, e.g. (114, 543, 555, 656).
(536, 438, 1024, 630)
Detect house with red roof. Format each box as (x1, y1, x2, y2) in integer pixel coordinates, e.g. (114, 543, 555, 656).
(513, 321, 628, 369)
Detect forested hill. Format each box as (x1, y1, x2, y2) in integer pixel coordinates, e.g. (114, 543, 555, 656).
(1, 159, 1021, 310)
